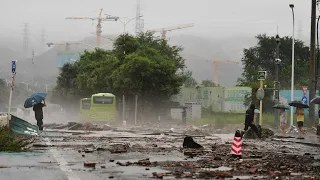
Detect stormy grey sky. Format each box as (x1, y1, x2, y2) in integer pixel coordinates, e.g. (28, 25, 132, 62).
(0, 0, 312, 45)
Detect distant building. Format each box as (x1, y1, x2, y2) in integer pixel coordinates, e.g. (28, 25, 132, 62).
(172, 86, 251, 113)
(56, 51, 81, 68)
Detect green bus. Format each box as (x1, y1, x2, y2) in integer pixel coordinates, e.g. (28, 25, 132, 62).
(89, 93, 117, 122)
(80, 98, 91, 121)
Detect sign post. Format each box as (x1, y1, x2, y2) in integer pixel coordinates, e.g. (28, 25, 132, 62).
(257, 71, 267, 126)
(301, 86, 308, 105)
(7, 60, 17, 127)
(134, 95, 138, 125)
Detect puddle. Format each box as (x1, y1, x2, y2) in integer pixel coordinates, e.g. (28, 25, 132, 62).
(227, 176, 265, 180)
(314, 155, 320, 160)
(0, 152, 44, 156)
(201, 166, 233, 171)
(312, 162, 320, 167)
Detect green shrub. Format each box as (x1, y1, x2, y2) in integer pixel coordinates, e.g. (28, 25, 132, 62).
(0, 126, 24, 152)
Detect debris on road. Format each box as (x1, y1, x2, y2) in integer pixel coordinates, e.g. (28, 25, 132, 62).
(84, 162, 96, 168)
(43, 122, 113, 131)
(182, 136, 203, 149)
(27, 123, 320, 179)
(244, 125, 274, 139)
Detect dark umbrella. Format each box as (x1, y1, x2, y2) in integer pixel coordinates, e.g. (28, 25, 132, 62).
(272, 104, 289, 109)
(288, 100, 309, 109)
(24, 92, 47, 108)
(310, 96, 320, 104)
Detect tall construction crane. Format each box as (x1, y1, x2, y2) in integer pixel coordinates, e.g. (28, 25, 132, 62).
(149, 23, 195, 39)
(65, 8, 119, 47)
(213, 60, 240, 86)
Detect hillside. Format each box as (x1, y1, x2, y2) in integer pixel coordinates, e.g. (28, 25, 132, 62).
(168, 35, 256, 86)
(0, 34, 256, 87)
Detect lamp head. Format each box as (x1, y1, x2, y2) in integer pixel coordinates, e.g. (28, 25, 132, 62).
(289, 4, 294, 8)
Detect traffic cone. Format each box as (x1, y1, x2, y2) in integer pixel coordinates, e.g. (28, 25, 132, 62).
(231, 130, 243, 158)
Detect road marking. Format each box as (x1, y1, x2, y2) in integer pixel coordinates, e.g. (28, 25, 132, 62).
(44, 138, 81, 180)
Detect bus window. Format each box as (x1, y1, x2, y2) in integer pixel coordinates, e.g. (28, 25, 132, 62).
(93, 97, 114, 104)
(82, 100, 91, 109)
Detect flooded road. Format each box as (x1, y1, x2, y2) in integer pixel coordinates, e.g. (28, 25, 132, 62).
(1, 123, 320, 179)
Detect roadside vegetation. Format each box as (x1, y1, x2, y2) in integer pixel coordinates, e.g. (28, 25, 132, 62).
(0, 126, 24, 152)
(189, 107, 314, 128)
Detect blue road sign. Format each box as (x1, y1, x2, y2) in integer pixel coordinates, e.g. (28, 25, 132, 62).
(12, 60, 16, 74)
(302, 96, 308, 105)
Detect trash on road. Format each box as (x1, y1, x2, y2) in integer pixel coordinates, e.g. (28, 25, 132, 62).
(84, 162, 96, 168)
(182, 136, 203, 148)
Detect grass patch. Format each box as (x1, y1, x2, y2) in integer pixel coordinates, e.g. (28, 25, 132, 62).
(189, 112, 315, 128)
(0, 126, 25, 152)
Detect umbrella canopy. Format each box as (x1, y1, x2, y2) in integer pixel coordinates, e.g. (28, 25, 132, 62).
(24, 92, 47, 108)
(288, 100, 309, 109)
(311, 96, 320, 104)
(272, 104, 289, 109)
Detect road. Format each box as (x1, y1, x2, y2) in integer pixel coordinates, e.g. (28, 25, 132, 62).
(1, 123, 320, 180)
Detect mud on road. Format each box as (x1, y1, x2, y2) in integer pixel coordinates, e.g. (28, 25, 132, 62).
(3, 123, 320, 180)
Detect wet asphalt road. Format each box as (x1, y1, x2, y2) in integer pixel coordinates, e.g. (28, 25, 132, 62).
(1, 125, 320, 180)
(1, 129, 195, 180)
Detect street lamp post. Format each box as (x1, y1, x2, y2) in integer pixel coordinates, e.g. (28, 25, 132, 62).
(116, 16, 142, 126)
(117, 15, 143, 55)
(274, 34, 281, 127)
(288, 4, 298, 133)
(21, 81, 31, 91)
(95, 15, 143, 125)
(44, 84, 50, 93)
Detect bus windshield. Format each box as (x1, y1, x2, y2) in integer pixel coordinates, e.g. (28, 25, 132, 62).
(93, 96, 114, 104)
(82, 100, 91, 109)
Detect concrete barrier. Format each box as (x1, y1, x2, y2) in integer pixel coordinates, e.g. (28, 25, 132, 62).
(0, 113, 8, 127)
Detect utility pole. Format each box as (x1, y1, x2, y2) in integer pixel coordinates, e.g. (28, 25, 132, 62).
(274, 34, 281, 127)
(40, 29, 47, 53)
(135, 0, 142, 34)
(309, 0, 317, 126)
(22, 23, 30, 54)
(316, 1, 320, 135)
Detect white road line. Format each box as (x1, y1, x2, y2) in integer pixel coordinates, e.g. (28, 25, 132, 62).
(44, 138, 81, 180)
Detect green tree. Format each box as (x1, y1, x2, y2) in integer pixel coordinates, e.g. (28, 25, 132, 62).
(184, 70, 198, 87)
(201, 79, 216, 87)
(238, 34, 309, 88)
(76, 49, 118, 95)
(238, 34, 310, 112)
(53, 32, 186, 121)
(111, 33, 185, 119)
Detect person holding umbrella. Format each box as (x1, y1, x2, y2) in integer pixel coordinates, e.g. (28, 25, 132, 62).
(272, 104, 289, 137)
(24, 92, 47, 131)
(33, 100, 46, 131)
(296, 107, 305, 138)
(288, 100, 309, 138)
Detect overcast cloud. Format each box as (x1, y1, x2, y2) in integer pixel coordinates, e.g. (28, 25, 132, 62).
(0, 0, 312, 45)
